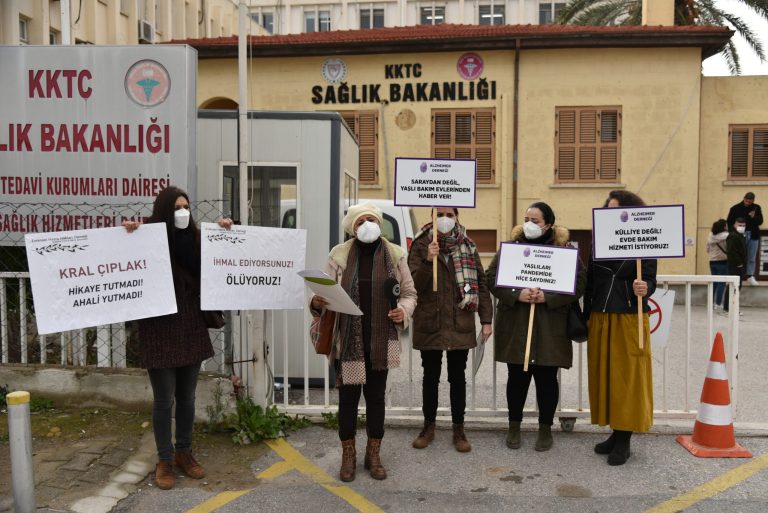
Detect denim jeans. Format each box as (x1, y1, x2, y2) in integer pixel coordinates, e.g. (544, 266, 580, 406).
(147, 364, 200, 461)
(709, 260, 728, 306)
(746, 234, 759, 277)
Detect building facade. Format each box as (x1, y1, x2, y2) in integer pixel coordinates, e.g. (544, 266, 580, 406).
(186, 21, 768, 278)
(0, 0, 264, 46)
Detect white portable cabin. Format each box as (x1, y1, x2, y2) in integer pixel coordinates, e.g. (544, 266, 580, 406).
(197, 110, 359, 386)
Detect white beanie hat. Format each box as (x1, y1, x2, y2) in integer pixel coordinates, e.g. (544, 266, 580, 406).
(342, 202, 383, 236)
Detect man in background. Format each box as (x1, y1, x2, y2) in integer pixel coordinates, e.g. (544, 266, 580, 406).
(727, 192, 763, 286)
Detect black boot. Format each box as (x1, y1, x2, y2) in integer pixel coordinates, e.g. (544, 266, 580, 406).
(607, 431, 632, 466)
(594, 431, 617, 454)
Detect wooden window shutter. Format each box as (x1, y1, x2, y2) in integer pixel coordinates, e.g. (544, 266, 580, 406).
(431, 108, 496, 184)
(340, 111, 378, 184)
(729, 128, 749, 178)
(752, 128, 768, 178)
(555, 107, 621, 183)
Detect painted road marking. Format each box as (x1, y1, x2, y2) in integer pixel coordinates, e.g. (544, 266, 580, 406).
(186, 490, 251, 513)
(261, 438, 386, 513)
(644, 452, 768, 513)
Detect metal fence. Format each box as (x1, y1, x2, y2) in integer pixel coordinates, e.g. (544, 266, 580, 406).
(0, 201, 231, 373)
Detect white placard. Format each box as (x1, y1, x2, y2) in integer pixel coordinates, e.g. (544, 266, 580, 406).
(494, 243, 579, 295)
(24, 224, 177, 334)
(394, 157, 476, 207)
(201, 224, 307, 310)
(648, 289, 676, 350)
(592, 205, 685, 260)
(1, 45, 196, 245)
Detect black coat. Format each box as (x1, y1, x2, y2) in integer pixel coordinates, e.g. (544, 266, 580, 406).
(727, 201, 763, 238)
(726, 230, 748, 275)
(584, 258, 657, 319)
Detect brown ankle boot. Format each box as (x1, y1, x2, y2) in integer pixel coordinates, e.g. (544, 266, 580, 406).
(174, 451, 205, 479)
(340, 438, 356, 482)
(155, 461, 175, 490)
(364, 438, 387, 480)
(452, 423, 472, 453)
(412, 421, 436, 449)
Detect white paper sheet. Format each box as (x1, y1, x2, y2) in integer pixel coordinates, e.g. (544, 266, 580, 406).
(298, 270, 363, 316)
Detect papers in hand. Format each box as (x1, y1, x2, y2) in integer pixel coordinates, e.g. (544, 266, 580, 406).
(473, 330, 486, 376)
(298, 270, 363, 316)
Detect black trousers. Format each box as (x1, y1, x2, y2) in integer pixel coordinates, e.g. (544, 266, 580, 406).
(147, 363, 200, 461)
(506, 363, 559, 425)
(338, 358, 388, 441)
(421, 349, 470, 424)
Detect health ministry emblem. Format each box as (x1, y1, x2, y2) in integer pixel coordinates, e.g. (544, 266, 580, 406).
(125, 60, 171, 107)
(322, 58, 348, 84)
(457, 53, 483, 80)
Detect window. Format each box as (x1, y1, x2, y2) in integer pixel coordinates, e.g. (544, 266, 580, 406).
(304, 8, 331, 32)
(340, 111, 379, 185)
(555, 107, 621, 183)
(420, 5, 445, 25)
(360, 5, 385, 29)
(120, 0, 130, 14)
(729, 125, 768, 180)
(49, 30, 59, 45)
(539, 1, 565, 24)
(432, 109, 496, 184)
(249, 10, 274, 33)
(19, 17, 29, 45)
(479, 4, 505, 25)
(467, 229, 497, 253)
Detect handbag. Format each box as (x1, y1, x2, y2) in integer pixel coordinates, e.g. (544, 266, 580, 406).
(566, 302, 588, 343)
(310, 310, 336, 356)
(203, 310, 226, 330)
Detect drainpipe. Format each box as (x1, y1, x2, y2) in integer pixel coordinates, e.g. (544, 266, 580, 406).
(512, 38, 520, 227)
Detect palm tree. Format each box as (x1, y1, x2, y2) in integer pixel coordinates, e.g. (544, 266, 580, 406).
(557, 0, 768, 74)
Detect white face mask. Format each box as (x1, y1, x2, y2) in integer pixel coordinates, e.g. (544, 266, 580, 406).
(523, 221, 543, 240)
(736, 226, 746, 234)
(436, 216, 456, 234)
(356, 221, 381, 243)
(174, 209, 191, 229)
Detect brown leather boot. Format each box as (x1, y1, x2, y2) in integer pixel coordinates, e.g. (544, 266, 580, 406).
(174, 451, 205, 479)
(452, 423, 472, 453)
(412, 421, 436, 449)
(155, 461, 175, 490)
(340, 438, 356, 482)
(364, 438, 387, 480)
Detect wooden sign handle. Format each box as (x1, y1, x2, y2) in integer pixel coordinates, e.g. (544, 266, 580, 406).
(432, 208, 438, 292)
(636, 259, 644, 350)
(523, 303, 535, 372)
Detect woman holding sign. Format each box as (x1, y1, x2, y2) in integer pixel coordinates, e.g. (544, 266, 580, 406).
(124, 186, 232, 490)
(584, 190, 657, 466)
(408, 207, 494, 453)
(310, 202, 416, 482)
(486, 202, 586, 452)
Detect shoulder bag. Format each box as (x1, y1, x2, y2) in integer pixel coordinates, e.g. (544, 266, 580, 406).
(310, 310, 336, 356)
(566, 302, 588, 343)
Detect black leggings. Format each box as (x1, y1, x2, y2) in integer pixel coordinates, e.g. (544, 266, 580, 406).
(147, 364, 200, 461)
(421, 349, 469, 424)
(506, 363, 559, 425)
(338, 359, 388, 441)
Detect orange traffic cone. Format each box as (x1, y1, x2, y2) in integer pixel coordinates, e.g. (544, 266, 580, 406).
(676, 332, 751, 458)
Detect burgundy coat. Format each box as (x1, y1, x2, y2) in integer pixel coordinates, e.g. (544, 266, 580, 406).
(137, 267, 214, 369)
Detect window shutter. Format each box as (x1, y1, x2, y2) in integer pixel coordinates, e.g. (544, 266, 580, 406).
(557, 148, 576, 181)
(455, 112, 472, 145)
(432, 108, 496, 184)
(579, 110, 596, 144)
(558, 111, 576, 144)
(433, 112, 452, 145)
(730, 128, 749, 178)
(555, 107, 621, 184)
(600, 147, 618, 181)
(753, 128, 768, 178)
(340, 110, 378, 184)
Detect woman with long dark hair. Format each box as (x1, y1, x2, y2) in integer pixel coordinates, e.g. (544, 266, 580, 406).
(584, 190, 657, 466)
(706, 219, 729, 310)
(124, 186, 232, 490)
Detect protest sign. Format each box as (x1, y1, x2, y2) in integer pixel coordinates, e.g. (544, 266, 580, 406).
(24, 224, 176, 334)
(201, 224, 306, 310)
(394, 158, 476, 208)
(592, 205, 685, 260)
(494, 243, 579, 295)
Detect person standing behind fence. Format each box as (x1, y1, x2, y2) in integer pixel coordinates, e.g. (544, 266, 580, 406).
(310, 202, 416, 482)
(584, 190, 656, 466)
(727, 192, 762, 286)
(706, 219, 729, 310)
(723, 217, 748, 314)
(123, 186, 232, 490)
(408, 207, 493, 453)
(486, 202, 586, 452)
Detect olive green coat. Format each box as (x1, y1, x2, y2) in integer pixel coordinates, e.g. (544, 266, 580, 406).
(486, 225, 586, 369)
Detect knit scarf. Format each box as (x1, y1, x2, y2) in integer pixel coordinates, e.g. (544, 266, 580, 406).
(417, 222, 480, 311)
(336, 241, 399, 385)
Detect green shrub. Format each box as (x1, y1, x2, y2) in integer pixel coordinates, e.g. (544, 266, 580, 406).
(227, 397, 311, 445)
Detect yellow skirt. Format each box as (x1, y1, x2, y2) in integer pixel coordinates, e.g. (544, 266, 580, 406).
(587, 312, 653, 432)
